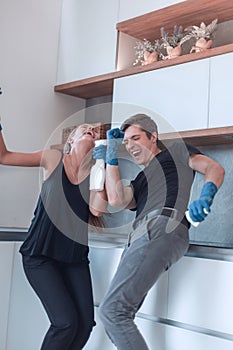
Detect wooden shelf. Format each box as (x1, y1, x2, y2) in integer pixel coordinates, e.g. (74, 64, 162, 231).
(54, 43, 233, 99)
(54, 71, 118, 99)
(54, 0, 233, 99)
(51, 126, 233, 150)
(117, 0, 233, 41)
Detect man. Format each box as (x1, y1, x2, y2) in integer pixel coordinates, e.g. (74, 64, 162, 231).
(94, 113, 224, 350)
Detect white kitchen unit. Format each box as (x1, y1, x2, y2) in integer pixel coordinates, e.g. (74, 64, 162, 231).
(165, 325, 233, 350)
(1, 241, 233, 350)
(167, 256, 233, 334)
(57, 0, 119, 84)
(209, 52, 233, 128)
(0, 243, 14, 350)
(112, 59, 210, 133)
(5, 243, 48, 350)
(89, 246, 169, 318)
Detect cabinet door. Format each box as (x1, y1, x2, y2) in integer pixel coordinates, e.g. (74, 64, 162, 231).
(112, 59, 209, 133)
(0, 242, 14, 350)
(6, 244, 49, 350)
(167, 256, 233, 335)
(57, 0, 118, 83)
(209, 52, 233, 128)
(165, 326, 233, 350)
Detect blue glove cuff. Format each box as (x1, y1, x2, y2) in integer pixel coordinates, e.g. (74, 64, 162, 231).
(107, 158, 118, 166)
(106, 143, 119, 165)
(200, 181, 218, 202)
(0, 124, 2, 131)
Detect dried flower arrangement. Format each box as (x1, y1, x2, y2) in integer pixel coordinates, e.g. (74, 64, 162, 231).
(160, 25, 191, 60)
(133, 25, 192, 64)
(133, 19, 218, 65)
(185, 18, 218, 53)
(133, 38, 161, 65)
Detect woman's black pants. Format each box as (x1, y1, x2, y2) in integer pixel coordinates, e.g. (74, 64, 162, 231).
(22, 255, 95, 350)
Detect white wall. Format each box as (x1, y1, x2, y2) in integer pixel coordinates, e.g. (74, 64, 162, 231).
(118, 0, 185, 22)
(0, 0, 85, 228)
(56, 0, 119, 83)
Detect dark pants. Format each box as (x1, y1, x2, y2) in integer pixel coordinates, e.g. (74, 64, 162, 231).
(22, 255, 95, 350)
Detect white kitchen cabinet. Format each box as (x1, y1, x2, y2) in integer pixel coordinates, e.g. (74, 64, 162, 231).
(57, 0, 119, 84)
(89, 246, 169, 318)
(0, 243, 14, 350)
(112, 59, 210, 133)
(209, 52, 233, 128)
(165, 325, 233, 350)
(2, 242, 233, 349)
(167, 256, 233, 335)
(6, 243, 48, 350)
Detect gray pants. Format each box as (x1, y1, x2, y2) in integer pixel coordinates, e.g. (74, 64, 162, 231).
(99, 215, 189, 350)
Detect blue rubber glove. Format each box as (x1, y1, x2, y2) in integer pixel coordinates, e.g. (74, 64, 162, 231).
(93, 144, 106, 162)
(188, 181, 218, 222)
(106, 128, 124, 165)
(0, 124, 2, 132)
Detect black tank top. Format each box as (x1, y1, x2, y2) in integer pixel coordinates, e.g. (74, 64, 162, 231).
(20, 156, 90, 263)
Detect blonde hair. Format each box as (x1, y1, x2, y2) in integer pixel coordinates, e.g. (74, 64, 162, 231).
(63, 124, 100, 154)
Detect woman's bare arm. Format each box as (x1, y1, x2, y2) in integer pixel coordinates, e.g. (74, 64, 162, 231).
(0, 128, 61, 173)
(89, 189, 108, 217)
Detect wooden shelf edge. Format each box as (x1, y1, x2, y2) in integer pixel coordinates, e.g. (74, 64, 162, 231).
(118, 43, 233, 77)
(54, 44, 233, 99)
(50, 126, 233, 150)
(160, 126, 233, 146)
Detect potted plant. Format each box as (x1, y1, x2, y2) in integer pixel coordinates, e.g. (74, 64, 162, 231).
(160, 25, 191, 60)
(133, 38, 161, 66)
(186, 18, 218, 53)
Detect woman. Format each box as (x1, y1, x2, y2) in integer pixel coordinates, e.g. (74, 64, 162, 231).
(0, 121, 107, 349)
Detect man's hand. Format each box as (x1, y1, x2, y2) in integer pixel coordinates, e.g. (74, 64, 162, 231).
(106, 128, 124, 165)
(188, 181, 218, 222)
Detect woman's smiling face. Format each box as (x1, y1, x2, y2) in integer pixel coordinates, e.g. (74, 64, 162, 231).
(75, 124, 101, 141)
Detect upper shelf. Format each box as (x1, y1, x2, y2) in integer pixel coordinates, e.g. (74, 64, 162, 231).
(54, 0, 233, 99)
(117, 0, 233, 41)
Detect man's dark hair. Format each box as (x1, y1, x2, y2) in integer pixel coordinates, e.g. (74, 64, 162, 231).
(120, 114, 158, 140)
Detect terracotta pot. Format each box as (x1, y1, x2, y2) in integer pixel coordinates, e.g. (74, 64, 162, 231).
(142, 51, 158, 65)
(163, 45, 182, 60)
(190, 38, 213, 53)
